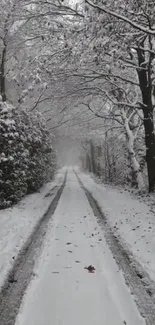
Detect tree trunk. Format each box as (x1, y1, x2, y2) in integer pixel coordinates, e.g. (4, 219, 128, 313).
(90, 140, 96, 174)
(0, 45, 7, 102)
(137, 45, 155, 192)
(86, 153, 92, 172)
(143, 107, 155, 192)
(96, 145, 101, 177)
(120, 107, 144, 190)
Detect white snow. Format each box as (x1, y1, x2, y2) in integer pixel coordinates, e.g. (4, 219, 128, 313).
(15, 170, 145, 325)
(78, 170, 155, 282)
(0, 168, 66, 289)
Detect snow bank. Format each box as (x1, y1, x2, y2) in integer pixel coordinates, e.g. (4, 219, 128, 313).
(79, 171, 155, 282)
(0, 169, 65, 289)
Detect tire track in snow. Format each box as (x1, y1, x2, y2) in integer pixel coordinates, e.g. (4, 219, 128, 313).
(0, 172, 67, 325)
(75, 170, 155, 325)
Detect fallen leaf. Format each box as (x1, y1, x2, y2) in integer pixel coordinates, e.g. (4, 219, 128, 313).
(84, 265, 95, 273)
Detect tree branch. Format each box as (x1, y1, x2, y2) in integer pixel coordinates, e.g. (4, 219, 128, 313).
(86, 0, 155, 35)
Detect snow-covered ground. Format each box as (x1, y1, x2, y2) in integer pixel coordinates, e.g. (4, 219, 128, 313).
(0, 168, 65, 289)
(79, 171, 155, 282)
(15, 170, 144, 325)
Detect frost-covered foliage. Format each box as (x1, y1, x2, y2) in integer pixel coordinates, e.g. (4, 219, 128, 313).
(0, 100, 56, 208)
(81, 137, 128, 185)
(80, 127, 147, 189)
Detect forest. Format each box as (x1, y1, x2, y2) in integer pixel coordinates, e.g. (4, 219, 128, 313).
(1, 0, 155, 208)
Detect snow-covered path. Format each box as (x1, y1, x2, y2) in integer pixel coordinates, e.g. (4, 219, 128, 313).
(15, 169, 145, 325)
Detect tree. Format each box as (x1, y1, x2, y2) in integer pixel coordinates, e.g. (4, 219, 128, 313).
(62, 0, 155, 191)
(85, 0, 155, 191)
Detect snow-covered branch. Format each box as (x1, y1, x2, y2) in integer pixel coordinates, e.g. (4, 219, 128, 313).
(85, 0, 155, 35)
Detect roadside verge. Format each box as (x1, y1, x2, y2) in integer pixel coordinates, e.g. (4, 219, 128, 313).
(0, 168, 66, 289)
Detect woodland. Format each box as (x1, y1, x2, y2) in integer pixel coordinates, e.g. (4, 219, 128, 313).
(1, 0, 155, 207)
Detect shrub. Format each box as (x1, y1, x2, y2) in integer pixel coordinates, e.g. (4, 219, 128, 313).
(0, 100, 56, 208)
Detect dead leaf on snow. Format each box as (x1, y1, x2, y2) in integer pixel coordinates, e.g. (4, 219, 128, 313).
(84, 265, 96, 273)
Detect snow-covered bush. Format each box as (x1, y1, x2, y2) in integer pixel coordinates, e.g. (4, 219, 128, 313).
(24, 112, 56, 193)
(0, 100, 56, 208)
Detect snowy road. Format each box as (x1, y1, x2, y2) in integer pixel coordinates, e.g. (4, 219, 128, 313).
(15, 169, 145, 325)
